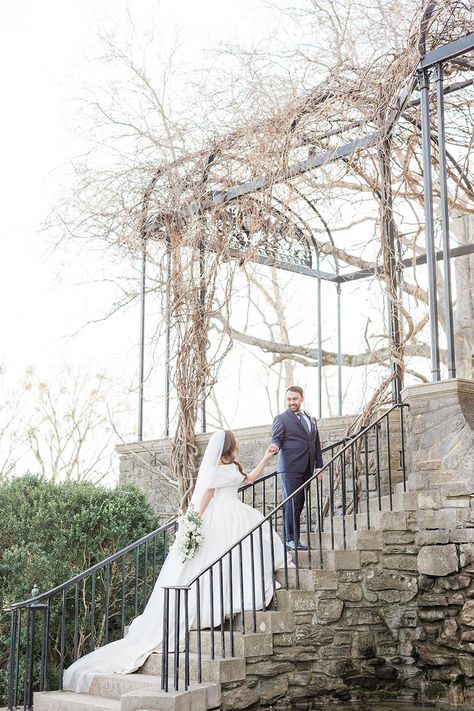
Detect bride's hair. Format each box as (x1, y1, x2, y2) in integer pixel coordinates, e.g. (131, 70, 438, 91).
(221, 430, 246, 480)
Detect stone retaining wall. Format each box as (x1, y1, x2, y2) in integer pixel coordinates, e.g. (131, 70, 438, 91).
(117, 412, 404, 519)
(222, 529, 474, 709)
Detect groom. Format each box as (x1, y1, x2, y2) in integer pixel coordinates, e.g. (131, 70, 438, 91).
(270, 386, 323, 550)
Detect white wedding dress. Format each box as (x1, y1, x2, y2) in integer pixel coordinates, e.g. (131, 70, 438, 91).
(63, 448, 287, 694)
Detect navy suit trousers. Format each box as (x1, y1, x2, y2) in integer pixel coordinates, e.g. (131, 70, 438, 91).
(279, 466, 312, 543)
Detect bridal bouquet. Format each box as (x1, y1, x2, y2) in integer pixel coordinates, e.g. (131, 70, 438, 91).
(175, 507, 204, 562)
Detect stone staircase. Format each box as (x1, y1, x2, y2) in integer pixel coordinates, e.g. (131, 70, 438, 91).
(34, 472, 472, 711)
(33, 473, 473, 710)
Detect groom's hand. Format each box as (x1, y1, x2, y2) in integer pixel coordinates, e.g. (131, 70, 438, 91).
(315, 468, 324, 482)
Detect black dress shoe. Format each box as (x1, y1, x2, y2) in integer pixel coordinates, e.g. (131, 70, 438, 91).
(287, 540, 307, 551)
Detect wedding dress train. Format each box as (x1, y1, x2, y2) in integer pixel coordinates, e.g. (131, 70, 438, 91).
(63, 461, 287, 694)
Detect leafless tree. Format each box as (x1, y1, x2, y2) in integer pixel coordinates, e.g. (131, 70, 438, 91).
(56, 0, 473, 508)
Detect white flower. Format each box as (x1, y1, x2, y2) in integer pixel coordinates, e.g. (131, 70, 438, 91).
(174, 506, 204, 563)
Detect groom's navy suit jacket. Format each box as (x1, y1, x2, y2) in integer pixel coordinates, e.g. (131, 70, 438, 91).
(271, 409, 324, 475)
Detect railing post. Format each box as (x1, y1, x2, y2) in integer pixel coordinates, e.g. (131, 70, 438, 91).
(418, 67, 441, 381)
(7, 609, 18, 711)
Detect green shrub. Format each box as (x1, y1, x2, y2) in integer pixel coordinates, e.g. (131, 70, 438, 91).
(0, 475, 161, 706)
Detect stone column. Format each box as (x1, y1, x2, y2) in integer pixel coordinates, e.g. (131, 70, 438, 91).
(401, 378, 474, 490)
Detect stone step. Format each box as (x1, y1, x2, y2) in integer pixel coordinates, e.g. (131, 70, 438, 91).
(142, 651, 246, 685)
(308, 528, 357, 551)
(88, 673, 164, 701)
(357, 491, 403, 514)
(228, 609, 295, 634)
(189, 629, 273, 657)
(37, 682, 221, 711)
(34, 691, 120, 711)
(120, 682, 221, 710)
(277, 549, 360, 584)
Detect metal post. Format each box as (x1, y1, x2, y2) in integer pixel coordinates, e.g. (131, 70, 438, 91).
(316, 252, 322, 418)
(199, 240, 207, 432)
(434, 62, 456, 378)
(379, 141, 403, 401)
(165, 240, 171, 436)
(138, 239, 147, 441)
(336, 283, 343, 415)
(419, 68, 441, 380)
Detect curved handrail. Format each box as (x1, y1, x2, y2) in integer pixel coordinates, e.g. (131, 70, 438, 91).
(6, 518, 179, 611)
(7, 438, 345, 612)
(168, 402, 406, 589)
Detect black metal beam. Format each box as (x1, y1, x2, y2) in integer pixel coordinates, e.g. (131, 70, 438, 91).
(420, 33, 474, 70)
(337, 243, 474, 283)
(225, 246, 338, 281)
(210, 135, 377, 207)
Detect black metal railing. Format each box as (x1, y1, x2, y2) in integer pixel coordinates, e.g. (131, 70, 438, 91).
(5, 405, 406, 707)
(5, 517, 179, 711)
(160, 403, 407, 691)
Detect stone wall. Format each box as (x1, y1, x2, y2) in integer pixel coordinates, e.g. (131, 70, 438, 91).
(402, 378, 474, 490)
(116, 417, 355, 518)
(222, 528, 474, 709)
(116, 411, 404, 519)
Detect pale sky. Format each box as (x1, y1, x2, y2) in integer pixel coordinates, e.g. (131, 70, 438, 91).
(1, 0, 317, 454)
(0, 1, 434, 474)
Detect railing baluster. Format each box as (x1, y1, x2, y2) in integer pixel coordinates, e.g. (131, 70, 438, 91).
(73, 583, 79, 660)
(134, 547, 139, 616)
(291, 499, 300, 587)
(143, 539, 149, 609)
(249, 532, 257, 632)
(238, 542, 245, 634)
(161, 588, 169, 691)
(364, 433, 370, 530)
(304, 485, 312, 567)
(218, 559, 225, 658)
(120, 556, 126, 638)
(59, 589, 67, 690)
(386, 415, 393, 509)
(26, 606, 36, 711)
(14, 610, 22, 708)
(40, 600, 50, 692)
(340, 452, 346, 550)
(173, 589, 180, 691)
(282, 506, 289, 588)
(375, 424, 382, 511)
(7, 609, 18, 711)
(400, 404, 407, 491)
(315, 475, 323, 569)
(209, 567, 215, 658)
(319, 477, 324, 532)
(329, 460, 335, 549)
(23, 608, 31, 710)
(105, 563, 110, 644)
(268, 517, 277, 609)
(184, 589, 190, 690)
(90, 571, 96, 651)
(351, 444, 358, 530)
(196, 578, 202, 683)
(258, 526, 266, 614)
(152, 534, 157, 583)
(228, 551, 234, 655)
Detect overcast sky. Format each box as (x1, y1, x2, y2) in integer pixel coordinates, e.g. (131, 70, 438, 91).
(0, 1, 293, 402)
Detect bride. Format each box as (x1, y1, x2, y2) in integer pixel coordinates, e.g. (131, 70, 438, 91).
(63, 429, 288, 693)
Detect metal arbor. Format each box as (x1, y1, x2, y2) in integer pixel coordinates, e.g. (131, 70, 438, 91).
(136, 32, 474, 440)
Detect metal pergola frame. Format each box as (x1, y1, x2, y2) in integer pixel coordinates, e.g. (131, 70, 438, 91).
(136, 32, 474, 440)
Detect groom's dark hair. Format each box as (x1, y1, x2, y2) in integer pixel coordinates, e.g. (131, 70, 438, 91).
(287, 385, 304, 396)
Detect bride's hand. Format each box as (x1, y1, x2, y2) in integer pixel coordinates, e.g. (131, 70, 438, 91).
(264, 445, 277, 461)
